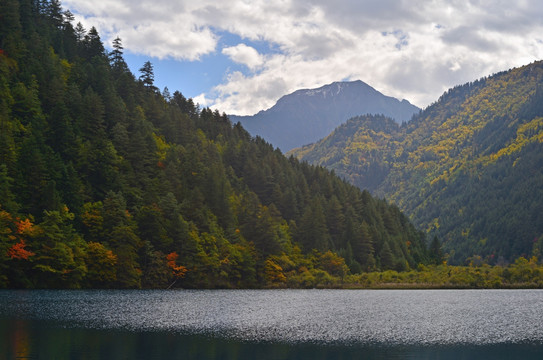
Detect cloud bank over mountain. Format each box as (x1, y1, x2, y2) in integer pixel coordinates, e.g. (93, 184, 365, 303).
(64, 0, 543, 115)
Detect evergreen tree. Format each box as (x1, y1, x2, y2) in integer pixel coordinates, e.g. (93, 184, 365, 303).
(429, 236, 444, 265)
(62, 10, 75, 27)
(0, 164, 18, 213)
(0, 0, 23, 57)
(326, 195, 345, 247)
(297, 198, 329, 252)
(45, 0, 63, 29)
(379, 241, 395, 270)
(84, 26, 104, 59)
(74, 22, 85, 42)
(139, 61, 155, 89)
(352, 221, 375, 271)
(110, 36, 128, 73)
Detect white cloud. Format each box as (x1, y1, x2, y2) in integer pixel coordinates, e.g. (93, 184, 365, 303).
(64, 0, 217, 60)
(192, 93, 210, 108)
(63, 0, 543, 115)
(222, 44, 264, 70)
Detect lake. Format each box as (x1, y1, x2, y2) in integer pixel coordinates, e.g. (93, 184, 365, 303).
(1, 289, 543, 359)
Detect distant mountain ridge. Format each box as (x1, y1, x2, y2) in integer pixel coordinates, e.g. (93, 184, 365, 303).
(290, 61, 543, 264)
(229, 80, 420, 151)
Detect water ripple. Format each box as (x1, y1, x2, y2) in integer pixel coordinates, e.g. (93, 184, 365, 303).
(1, 289, 543, 346)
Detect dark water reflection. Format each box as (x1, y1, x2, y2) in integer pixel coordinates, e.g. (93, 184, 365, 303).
(2, 289, 543, 359)
(3, 318, 543, 360)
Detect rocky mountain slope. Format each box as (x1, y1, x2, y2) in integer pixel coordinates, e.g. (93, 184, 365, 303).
(230, 80, 419, 151)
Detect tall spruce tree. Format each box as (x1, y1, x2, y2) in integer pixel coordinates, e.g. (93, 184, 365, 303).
(139, 60, 155, 89)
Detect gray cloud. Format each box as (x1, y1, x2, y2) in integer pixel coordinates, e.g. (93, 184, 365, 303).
(441, 26, 499, 52)
(64, 0, 543, 115)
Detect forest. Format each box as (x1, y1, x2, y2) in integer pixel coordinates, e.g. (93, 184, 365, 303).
(3, 0, 542, 290)
(0, 0, 436, 289)
(291, 63, 543, 266)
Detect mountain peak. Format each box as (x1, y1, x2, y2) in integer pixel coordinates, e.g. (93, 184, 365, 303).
(230, 80, 419, 151)
(295, 80, 373, 98)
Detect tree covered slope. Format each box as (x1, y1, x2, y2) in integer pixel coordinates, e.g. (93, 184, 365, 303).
(0, 0, 431, 288)
(291, 62, 543, 264)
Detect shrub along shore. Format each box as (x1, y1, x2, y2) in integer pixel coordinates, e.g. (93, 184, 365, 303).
(264, 257, 543, 289)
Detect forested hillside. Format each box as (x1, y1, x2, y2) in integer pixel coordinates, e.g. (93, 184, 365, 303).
(0, 0, 431, 289)
(291, 62, 543, 265)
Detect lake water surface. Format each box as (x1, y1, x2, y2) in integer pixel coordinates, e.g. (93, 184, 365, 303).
(1, 289, 543, 359)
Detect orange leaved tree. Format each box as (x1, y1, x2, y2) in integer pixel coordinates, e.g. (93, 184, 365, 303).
(166, 251, 187, 288)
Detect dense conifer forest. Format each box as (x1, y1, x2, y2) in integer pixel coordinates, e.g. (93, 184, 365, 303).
(0, 0, 433, 288)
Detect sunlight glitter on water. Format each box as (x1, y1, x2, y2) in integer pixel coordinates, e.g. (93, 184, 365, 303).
(1, 289, 543, 346)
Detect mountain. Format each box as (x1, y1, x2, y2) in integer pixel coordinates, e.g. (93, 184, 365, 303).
(290, 62, 543, 264)
(0, 0, 431, 289)
(229, 80, 420, 151)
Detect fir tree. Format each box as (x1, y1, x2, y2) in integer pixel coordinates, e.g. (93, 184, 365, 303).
(139, 60, 155, 89)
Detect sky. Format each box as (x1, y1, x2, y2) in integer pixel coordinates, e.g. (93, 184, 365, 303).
(62, 0, 543, 116)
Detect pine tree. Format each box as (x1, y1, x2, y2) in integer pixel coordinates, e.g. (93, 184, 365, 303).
(0, 0, 23, 56)
(326, 195, 344, 247)
(352, 221, 375, 271)
(379, 240, 395, 270)
(74, 22, 85, 42)
(429, 236, 444, 265)
(297, 198, 329, 252)
(84, 26, 104, 59)
(110, 36, 128, 72)
(0, 164, 18, 213)
(139, 61, 155, 89)
(62, 10, 75, 26)
(45, 0, 63, 29)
